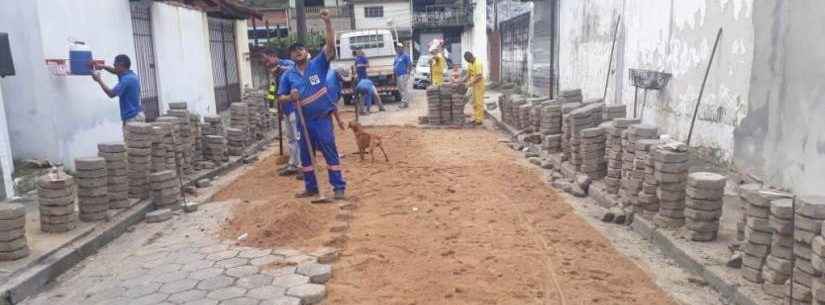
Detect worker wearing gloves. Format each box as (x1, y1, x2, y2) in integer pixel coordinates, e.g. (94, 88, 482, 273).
(277, 9, 346, 200)
(355, 78, 385, 115)
(429, 47, 446, 87)
(464, 51, 485, 125)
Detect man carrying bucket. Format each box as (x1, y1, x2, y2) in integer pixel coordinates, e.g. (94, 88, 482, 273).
(277, 9, 346, 201)
(91, 55, 144, 124)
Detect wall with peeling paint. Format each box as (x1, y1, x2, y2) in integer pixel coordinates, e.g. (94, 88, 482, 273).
(0, 0, 134, 170)
(559, 0, 754, 162)
(735, 0, 825, 196)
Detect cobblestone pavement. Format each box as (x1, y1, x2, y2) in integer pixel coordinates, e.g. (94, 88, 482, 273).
(21, 200, 334, 305)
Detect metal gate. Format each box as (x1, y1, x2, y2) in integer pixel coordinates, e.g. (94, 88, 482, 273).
(500, 13, 530, 84)
(209, 18, 241, 113)
(130, 0, 160, 121)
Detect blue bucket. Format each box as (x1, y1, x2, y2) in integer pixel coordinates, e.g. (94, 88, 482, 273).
(69, 50, 93, 75)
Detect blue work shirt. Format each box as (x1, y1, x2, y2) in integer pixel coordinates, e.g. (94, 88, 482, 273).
(355, 78, 376, 95)
(275, 59, 296, 114)
(112, 70, 142, 121)
(394, 52, 412, 76)
(326, 70, 342, 104)
(355, 55, 368, 81)
(278, 52, 336, 121)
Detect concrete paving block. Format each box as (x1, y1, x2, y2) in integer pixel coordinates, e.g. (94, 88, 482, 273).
(813, 236, 825, 257)
(743, 242, 770, 258)
(814, 277, 825, 303)
(160, 278, 198, 294)
(741, 265, 763, 283)
(813, 254, 825, 274)
(762, 282, 786, 298)
(0, 246, 30, 261)
(0, 237, 28, 252)
(797, 214, 824, 233)
(205, 286, 246, 301)
(796, 257, 820, 277)
(771, 198, 794, 220)
(196, 275, 235, 291)
(686, 172, 727, 189)
(799, 196, 825, 219)
(796, 229, 817, 245)
(686, 186, 724, 201)
(37, 174, 75, 190)
(0, 216, 26, 231)
(222, 297, 262, 305)
(686, 219, 719, 233)
(236, 273, 274, 289)
(746, 217, 772, 233)
(761, 266, 790, 285)
(285, 283, 326, 305)
(250, 255, 282, 267)
(0, 204, 25, 220)
(742, 253, 766, 270)
(168, 289, 207, 304)
(747, 204, 771, 218)
(770, 216, 794, 235)
(189, 267, 224, 281)
(296, 262, 332, 284)
(226, 265, 259, 278)
(247, 285, 287, 300)
(745, 226, 772, 245)
(0, 228, 25, 242)
(214, 257, 248, 269)
(260, 296, 302, 305)
(273, 273, 310, 289)
(684, 198, 722, 212)
(147, 209, 173, 223)
(684, 208, 721, 221)
(771, 243, 794, 260)
(766, 254, 793, 274)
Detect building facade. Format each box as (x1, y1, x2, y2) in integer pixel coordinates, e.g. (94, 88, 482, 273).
(352, 0, 412, 44)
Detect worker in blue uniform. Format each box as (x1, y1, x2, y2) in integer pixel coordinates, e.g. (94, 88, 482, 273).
(355, 78, 385, 115)
(354, 49, 369, 84)
(277, 9, 346, 200)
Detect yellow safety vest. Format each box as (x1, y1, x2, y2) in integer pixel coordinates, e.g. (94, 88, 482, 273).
(266, 83, 277, 101)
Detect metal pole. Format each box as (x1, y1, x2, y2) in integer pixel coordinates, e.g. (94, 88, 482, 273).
(686, 27, 722, 146)
(603, 14, 621, 103)
(277, 102, 284, 156)
(295, 0, 307, 44)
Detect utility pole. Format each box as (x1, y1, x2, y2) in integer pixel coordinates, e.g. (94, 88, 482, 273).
(295, 0, 307, 44)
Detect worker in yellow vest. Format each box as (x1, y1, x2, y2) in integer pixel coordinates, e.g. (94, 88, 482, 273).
(464, 51, 485, 125)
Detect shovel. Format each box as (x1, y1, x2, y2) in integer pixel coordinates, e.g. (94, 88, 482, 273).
(294, 96, 333, 204)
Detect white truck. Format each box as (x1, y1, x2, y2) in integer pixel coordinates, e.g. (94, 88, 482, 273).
(332, 29, 400, 104)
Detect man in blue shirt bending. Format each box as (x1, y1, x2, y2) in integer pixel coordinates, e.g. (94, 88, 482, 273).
(355, 78, 385, 115)
(278, 9, 346, 201)
(92, 55, 144, 124)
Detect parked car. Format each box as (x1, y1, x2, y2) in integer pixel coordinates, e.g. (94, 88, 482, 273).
(331, 29, 400, 104)
(413, 55, 430, 89)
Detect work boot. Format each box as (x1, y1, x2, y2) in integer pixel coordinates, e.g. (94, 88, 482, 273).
(278, 167, 297, 176)
(295, 190, 319, 198)
(334, 189, 346, 200)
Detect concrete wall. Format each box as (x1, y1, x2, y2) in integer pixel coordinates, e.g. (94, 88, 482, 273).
(558, 0, 754, 162)
(151, 2, 217, 116)
(235, 20, 254, 92)
(354, 2, 411, 32)
(735, 0, 825, 196)
(0, 85, 15, 198)
(0, 0, 134, 169)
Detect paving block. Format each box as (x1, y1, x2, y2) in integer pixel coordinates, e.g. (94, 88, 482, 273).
(799, 195, 825, 219)
(146, 209, 173, 223)
(285, 283, 326, 305)
(296, 262, 332, 284)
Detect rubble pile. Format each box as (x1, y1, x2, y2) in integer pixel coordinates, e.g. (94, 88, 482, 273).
(97, 142, 130, 209)
(75, 157, 109, 222)
(685, 172, 727, 241)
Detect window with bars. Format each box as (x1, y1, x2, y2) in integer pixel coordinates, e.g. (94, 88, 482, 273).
(364, 6, 383, 18)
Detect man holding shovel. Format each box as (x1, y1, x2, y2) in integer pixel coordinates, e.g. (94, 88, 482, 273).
(277, 9, 346, 201)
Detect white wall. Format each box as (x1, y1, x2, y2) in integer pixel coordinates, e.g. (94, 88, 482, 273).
(461, 0, 489, 76)
(0, 0, 133, 170)
(354, 2, 411, 32)
(151, 2, 217, 117)
(558, 0, 754, 161)
(0, 85, 15, 198)
(235, 20, 254, 92)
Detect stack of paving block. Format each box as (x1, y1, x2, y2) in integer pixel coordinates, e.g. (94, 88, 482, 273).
(529, 97, 551, 132)
(450, 94, 467, 125)
(560, 102, 583, 161)
(167, 109, 194, 175)
(439, 86, 453, 125)
(97, 142, 130, 209)
(37, 172, 76, 233)
(156, 116, 185, 173)
(652, 143, 689, 228)
(150, 170, 181, 210)
(0, 204, 29, 261)
(75, 157, 109, 222)
(603, 119, 639, 194)
(544, 134, 562, 154)
(426, 86, 443, 124)
(498, 93, 514, 126)
(155, 122, 177, 172)
(740, 183, 773, 283)
(790, 195, 825, 303)
(619, 124, 657, 208)
(558, 89, 583, 103)
(579, 126, 606, 179)
(230, 103, 250, 143)
(510, 97, 527, 129)
(540, 103, 562, 136)
(568, 103, 603, 171)
(812, 214, 825, 304)
(685, 172, 726, 241)
(150, 124, 169, 173)
(125, 122, 153, 199)
(226, 128, 246, 156)
(204, 135, 228, 164)
(190, 113, 204, 167)
(246, 98, 265, 141)
(517, 100, 533, 131)
(603, 104, 627, 121)
(634, 139, 660, 216)
(202, 115, 225, 137)
(763, 198, 794, 298)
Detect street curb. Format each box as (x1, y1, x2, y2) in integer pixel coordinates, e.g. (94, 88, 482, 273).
(483, 104, 764, 305)
(0, 134, 275, 305)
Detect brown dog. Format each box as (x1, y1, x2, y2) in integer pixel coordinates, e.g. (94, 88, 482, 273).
(348, 121, 389, 162)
